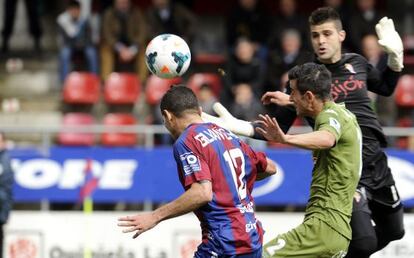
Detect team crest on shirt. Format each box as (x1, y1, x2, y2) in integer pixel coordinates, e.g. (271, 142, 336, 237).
(180, 152, 201, 175)
(344, 63, 356, 74)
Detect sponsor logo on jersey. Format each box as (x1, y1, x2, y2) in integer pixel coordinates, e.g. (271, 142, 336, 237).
(331, 75, 365, 101)
(245, 220, 257, 233)
(236, 201, 255, 214)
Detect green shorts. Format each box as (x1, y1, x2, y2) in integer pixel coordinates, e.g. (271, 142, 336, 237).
(263, 217, 349, 258)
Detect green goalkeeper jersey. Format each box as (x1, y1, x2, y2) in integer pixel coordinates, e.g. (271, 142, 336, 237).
(304, 101, 362, 240)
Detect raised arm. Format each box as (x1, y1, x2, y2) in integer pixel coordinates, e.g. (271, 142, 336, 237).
(367, 17, 403, 96)
(202, 101, 298, 140)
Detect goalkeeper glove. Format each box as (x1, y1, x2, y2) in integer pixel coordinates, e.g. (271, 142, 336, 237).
(375, 17, 404, 72)
(201, 102, 254, 137)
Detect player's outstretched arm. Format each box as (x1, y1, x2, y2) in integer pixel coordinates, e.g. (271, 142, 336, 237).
(376, 17, 404, 72)
(118, 180, 212, 239)
(201, 102, 255, 137)
(256, 114, 335, 150)
(261, 91, 294, 106)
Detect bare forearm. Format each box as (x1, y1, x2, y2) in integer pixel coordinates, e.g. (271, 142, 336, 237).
(284, 130, 335, 150)
(153, 183, 211, 222)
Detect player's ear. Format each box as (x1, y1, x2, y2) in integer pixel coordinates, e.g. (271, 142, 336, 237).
(339, 30, 346, 43)
(198, 106, 203, 116)
(162, 109, 173, 121)
(304, 91, 315, 102)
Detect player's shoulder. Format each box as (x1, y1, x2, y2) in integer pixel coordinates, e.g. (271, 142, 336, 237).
(342, 53, 368, 64)
(318, 103, 348, 122)
(174, 124, 200, 148)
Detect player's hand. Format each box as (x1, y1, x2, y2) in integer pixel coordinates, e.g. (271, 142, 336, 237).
(201, 102, 254, 137)
(375, 17, 404, 72)
(256, 114, 286, 143)
(261, 91, 294, 106)
(118, 213, 158, 239)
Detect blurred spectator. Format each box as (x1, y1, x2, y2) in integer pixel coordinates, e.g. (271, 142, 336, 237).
(1, 0, 42, 53)
(221, 37, 266, 106)
(230, 83, 265, 121)
(0, 132, 13, 258)
(266, 29, 310, 92)
(226, 0, 270, 55)
(101, 0, 147, 81)
(361, 34, 396, 127)
(198, 83, 217, 115)
(362, 34, 386, 67)
(324, 0, 352, 51)
(386, 0, 413, 34)
(268, 0, 308, 52)
(75, 0, 102, 44)
(57, 0, 98, 82)
(146, 0, 197, 46)
(349, 0, 383, 53)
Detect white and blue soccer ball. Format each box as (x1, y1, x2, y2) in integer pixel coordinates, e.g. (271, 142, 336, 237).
(145, 34, 191, 79)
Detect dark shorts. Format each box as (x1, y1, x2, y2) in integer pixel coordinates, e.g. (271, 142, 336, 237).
(353, 183, 401, 214)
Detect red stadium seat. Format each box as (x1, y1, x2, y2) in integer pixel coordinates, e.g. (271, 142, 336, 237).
(58, 113, 95, 146)
(63, 72, 100, 104)
(101, 113, 137, 146)
(395, 75, 414, 107)
(187, 73, 222, 98)
(145, 75, 182, 105)
(104, 73, 141, 104)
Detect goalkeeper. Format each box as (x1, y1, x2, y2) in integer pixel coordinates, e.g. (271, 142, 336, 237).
(203, 7, 405, 258)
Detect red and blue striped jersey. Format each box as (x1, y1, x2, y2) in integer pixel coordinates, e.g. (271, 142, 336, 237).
(173, 123, 268, 255)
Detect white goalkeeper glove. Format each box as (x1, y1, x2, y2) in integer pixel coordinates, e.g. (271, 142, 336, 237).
(201, 102, 254, 137)
(375, 17, 404, 72)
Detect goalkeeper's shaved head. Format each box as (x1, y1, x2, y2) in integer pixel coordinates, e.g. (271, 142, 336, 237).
(309, 7, 343, 31)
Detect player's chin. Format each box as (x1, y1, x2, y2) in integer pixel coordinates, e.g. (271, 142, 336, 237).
(317, 52, 329, 61)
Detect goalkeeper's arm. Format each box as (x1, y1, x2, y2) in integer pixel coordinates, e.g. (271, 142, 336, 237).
(375, 17, 404, 72)
(201, 103, 297, 140)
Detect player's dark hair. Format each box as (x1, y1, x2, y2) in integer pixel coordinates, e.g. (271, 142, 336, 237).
(67, 0, 81, 9)
(160, 85, 199, 117)
(288, 63, 332, 100)
(309, 7, 342, 31)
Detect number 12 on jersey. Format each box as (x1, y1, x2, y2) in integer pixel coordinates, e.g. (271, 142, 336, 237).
(223, 148, 247, 201)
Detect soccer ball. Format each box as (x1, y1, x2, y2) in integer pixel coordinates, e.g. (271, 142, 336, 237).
(145, 34, 191, 79)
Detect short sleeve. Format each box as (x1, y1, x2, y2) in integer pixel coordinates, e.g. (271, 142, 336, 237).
(173, 141, 212, 188)
(315, 111, 341, 143)
(240, 141, 268, 173)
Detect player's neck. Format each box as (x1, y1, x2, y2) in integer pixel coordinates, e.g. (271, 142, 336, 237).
(318, 51, 342, 64)
(176, 115, 204, 135)
(310, 100, 331, 118)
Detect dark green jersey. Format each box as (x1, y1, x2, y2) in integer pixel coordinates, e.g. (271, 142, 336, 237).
(305, 102, 362, 240)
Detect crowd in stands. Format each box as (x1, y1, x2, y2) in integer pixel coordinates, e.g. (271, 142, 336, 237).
(1, 0, 414, 148)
